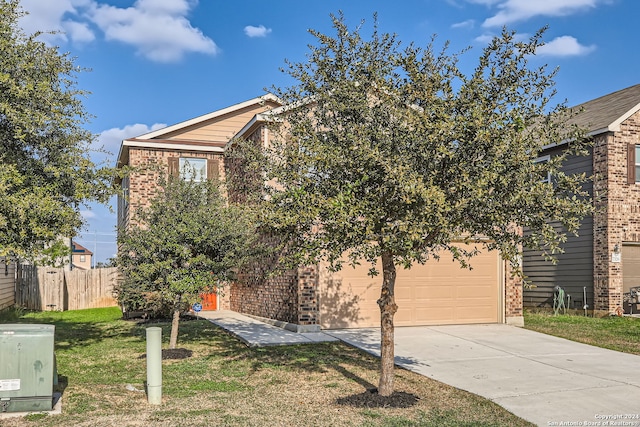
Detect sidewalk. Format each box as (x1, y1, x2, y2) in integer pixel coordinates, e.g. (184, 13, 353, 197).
(198, 310, 338, 347)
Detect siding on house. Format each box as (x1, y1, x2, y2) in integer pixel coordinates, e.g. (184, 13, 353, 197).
(0, 258, 15, 310)
(523, 146, 594, 308)
(161, 105, 275, 143)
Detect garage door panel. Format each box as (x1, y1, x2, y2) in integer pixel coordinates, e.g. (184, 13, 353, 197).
(320, 245, 501, 329)
(622, 244, 640, 293)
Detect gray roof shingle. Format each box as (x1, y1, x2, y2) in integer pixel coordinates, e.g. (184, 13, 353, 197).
(568, 83, 640, 134)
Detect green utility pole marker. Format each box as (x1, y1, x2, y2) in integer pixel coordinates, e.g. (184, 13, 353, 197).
(146, 327, 162, 405)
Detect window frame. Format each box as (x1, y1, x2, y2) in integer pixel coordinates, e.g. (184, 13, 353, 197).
(533, 155, 551, 184)
(179, 157, 207, 182)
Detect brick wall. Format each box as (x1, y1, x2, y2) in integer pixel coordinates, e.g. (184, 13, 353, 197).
(593, 111, 640, 312)
(230, 267, 300, 324)
(505, 259, 523, 322)
(120, 147, 224, 228)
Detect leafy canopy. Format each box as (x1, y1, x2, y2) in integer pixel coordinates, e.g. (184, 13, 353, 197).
(0, 0, 114, 261)
(116, 176, 258, 317)
(262, 13, 591, 271)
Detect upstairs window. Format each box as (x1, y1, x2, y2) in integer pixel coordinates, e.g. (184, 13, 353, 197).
(179, 158, 207, 182)
(168, 157, 220, 182)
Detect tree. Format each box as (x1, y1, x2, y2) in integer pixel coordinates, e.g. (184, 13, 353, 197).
(116, 176, 258, 349)
(0, 1, 114, 262)
(261, 14, 591, 396)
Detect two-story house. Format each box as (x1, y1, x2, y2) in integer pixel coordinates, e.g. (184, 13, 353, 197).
(116, 94, 524, 330)
(523, 83, 640, 314)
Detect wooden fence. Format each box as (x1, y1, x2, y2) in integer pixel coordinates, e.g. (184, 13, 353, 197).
(16, 266, 120, 311)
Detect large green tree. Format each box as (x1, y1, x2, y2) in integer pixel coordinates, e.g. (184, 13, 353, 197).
(261, 14, 591, 396)
(116, 176, 258, 349)
(0, 0, 113, 262)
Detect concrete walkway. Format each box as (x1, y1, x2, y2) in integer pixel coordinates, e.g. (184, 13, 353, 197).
(199, 310, 338, 346)
(202, 311, 640, 427)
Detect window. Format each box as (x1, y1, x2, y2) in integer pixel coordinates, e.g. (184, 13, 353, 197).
(80, 255, 86, 262)
(179, 158, 207, 182)
(168, 157, 220, 182)
(534, 155, 551, 183)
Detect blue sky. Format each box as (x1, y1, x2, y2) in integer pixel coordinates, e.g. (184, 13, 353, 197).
(16, 0, 639, 263)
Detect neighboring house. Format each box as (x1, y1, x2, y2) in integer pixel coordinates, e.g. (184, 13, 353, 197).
(523, 83, 640, 314)
(117, 94, 524, 329)
(0, 257, 16, 310)
(71, 241, 93, 270)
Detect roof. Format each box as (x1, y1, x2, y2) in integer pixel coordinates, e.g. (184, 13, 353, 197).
(72, 241, 93, 255)
(569, 83, 640, 135)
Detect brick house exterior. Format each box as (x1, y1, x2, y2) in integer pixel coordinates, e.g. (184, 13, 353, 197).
(523, 83, 640, 314)
(118, 94, 524, 329)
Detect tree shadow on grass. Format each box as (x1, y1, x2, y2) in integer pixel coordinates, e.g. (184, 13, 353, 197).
(126, 318, 420, 409)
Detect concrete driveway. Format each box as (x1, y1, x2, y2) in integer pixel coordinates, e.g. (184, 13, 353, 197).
(327, 324, 640, 427)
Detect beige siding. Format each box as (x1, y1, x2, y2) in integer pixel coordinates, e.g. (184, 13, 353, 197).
(0, 258, 16, 310)
(163, 103, 278, 143)
(320, 244, 502, 329)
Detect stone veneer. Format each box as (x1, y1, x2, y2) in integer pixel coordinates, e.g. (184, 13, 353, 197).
(121, 147, 224, 228)
(505, 260, 524, 325)
(230, 265, 319, 326)
(593, 110, 640, 313)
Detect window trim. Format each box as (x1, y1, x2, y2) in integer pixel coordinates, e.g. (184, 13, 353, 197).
(179, 157, 207, 182)
(630, 144, 640, 185)
(534, 155, 551, 184)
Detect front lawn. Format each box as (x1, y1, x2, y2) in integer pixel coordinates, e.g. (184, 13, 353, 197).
(1, 307, 533, 427)
(524, 310, 640, 355)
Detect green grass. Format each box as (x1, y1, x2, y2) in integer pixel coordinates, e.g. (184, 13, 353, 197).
(524, 310, 640, 354)
(1, 307, 533, 427)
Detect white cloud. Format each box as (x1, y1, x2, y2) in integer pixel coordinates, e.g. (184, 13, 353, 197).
(473, 31, 530, 45)
(481, 0, 603, 27)
(536, 35, 596, 56)
(90, 0, 219, 62)
(63, 20, 95, 43)
(80, 209, 97, 220)
(18, 0, 217, 62)
(244, 25, 272, 38)
(474, 33, 495, 44)
(452, 19, 475, 29)
(18, 0, 94, 44)
(94, 123, 167, 155)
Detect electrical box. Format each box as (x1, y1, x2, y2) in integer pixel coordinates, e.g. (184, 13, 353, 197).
(0, 324, 56, 413)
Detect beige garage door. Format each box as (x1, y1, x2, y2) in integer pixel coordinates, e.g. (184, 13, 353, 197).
(319, 245, 502, 329)
(622, 243, 640, 293)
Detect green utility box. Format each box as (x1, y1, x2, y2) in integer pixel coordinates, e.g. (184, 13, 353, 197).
(0, 324, 56, 413)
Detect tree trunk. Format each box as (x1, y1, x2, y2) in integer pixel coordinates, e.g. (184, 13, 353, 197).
(377, 250, 398, 396)
(169, 308, 180, 349)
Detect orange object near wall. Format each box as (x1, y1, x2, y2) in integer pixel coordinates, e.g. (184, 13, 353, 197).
(201, 293, 217, 311)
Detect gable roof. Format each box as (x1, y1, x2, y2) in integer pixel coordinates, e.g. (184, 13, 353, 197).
(135, 93, 280, 140)
(72, 241, 93, 255)
(116, 94, 281, 169)
(569, 83, 640, 135)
